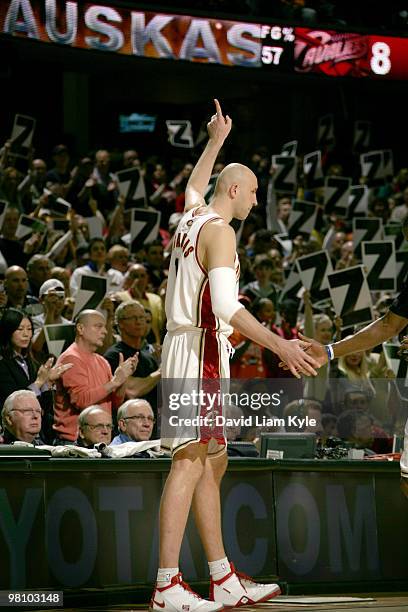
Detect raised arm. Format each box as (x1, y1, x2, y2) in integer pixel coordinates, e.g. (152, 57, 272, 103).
(184, 99, 231, 212)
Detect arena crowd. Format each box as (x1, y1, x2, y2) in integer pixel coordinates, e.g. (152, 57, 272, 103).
(0, 125, 407, 457)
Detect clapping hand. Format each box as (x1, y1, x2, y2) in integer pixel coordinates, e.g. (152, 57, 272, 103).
(36, 357, 73, 387)
(113, 352, 139, 387)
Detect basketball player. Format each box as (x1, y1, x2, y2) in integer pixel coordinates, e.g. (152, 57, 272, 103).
(150, 100, 320, 612)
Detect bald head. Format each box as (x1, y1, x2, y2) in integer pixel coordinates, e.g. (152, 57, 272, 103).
(4, 266, 28, 306)
(212, 163, 258, 221)
(75, 309, 106, 326)
(75, 310, 107, 352)
(5, 265, 26, 280)
(214, 163, 256, 195)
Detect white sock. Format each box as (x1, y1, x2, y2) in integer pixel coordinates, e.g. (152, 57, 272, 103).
(157, 567, 179, 588)
(208, 557, 231, 581)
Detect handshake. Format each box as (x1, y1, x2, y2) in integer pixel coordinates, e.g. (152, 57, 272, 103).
(277, 334, 329, 378)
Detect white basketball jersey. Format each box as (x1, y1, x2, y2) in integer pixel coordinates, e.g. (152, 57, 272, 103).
(165, 207, 240, 334)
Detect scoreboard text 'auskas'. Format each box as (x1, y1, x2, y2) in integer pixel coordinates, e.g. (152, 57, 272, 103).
(1, 0, 408, 80)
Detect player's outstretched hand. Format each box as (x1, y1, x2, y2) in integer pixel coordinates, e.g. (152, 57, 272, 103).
(207, 99, 232, 144)
(275, 337, 321, 378)
(299, 333, 328, 367)
(278, 333, 328, 375)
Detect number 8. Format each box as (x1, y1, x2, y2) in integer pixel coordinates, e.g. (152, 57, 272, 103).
(370, 42, 391, 76)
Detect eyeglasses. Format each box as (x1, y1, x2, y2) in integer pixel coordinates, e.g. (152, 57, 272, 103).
(122, 415, 155, 424)
(120, 315, 146, 322)
(84, 423, 113, 431)
(10, 408, 42, 416)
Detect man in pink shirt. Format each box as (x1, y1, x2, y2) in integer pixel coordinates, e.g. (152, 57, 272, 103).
(53, 309, 138, 443)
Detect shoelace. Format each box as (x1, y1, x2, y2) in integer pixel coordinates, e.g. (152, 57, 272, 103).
(230, 564, 255, 585)
(177, 575, 202, 600)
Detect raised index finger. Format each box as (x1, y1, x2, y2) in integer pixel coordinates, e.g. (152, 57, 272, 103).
(214, 98, 223, 118)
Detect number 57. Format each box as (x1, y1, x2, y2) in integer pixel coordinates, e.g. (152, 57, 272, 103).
(262, 46, 283, 65)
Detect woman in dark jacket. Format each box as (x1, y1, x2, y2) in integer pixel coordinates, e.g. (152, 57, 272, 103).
(0, 308, 72, 442)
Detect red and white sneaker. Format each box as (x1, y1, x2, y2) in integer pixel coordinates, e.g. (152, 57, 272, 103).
(150, 572, 224, 612)
(209, 563, 281, 608)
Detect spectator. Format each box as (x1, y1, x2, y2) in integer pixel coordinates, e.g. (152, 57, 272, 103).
(53, 309, 138, 444)
(147, 162, 176, 228)
(107, 244, 130, 278)
(241, 256, 278, 305)
(117, 263, 165, 343)
(111, 398, 155, 444)
(0, 166, 22, 208)
(336, 240, 357, 270)
(283, 398, 323, 435)
(62, 297, 75, 320)
(237, 245, 253, 288)
(50, 266, 71, 297)
(77, 405, 113, 447)
(27, 254, 53, 298)
(0, 206, 28, 268)
(328, 231, 346, 266)
(141, 308, 161, 362)
(229, 295, 267, 378)
(263, 298, 303, 403)
(70, 237, 124, 296)
(253, 298, 276, 328)
(18, 158, 47, 213)
(0, 308, 71, 440)
(343, 388, 372, 412)
(332, 353, 375, 409)
(90, 149, 118, 213)
(391, 186, 408, 222)
(303, 290, 336, 404)
(143, 240, 166, 290)
(3, 266, 40, 313)
(46, 144, 71, 188)
(321, 413, 338, 438)
(247, 229, 275, 257)
(276, 196, 292, 232)
(1, 390, 44, 445)
(65, 157, 95, 216)
(104, 301, 160, 410)
(32, 279, 71, 356)
(337, 409, 391, 453)
(122, 149, 140, 169)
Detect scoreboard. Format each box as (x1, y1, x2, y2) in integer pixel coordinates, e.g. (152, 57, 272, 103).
(1, 1, 408, 81)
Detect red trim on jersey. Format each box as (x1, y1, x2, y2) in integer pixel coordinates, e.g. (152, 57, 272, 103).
(199, 331, 224, 444)
(194, 216, 221, 275)
(200, 279, 217, 330)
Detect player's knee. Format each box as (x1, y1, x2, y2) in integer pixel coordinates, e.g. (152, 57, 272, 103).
(172, 446, 206, 478)
(172, 456, 205, 484)
(209, 451, 228, 483)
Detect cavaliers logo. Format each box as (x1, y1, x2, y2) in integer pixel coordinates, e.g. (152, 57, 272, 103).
(295, 29, 370, 78)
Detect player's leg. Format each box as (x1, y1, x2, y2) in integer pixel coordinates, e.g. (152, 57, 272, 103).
(159, 442, 207, 567)
(193, 449, 281, 608)
(191, 449, 227, 561)
(151, 442, 223, 612)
